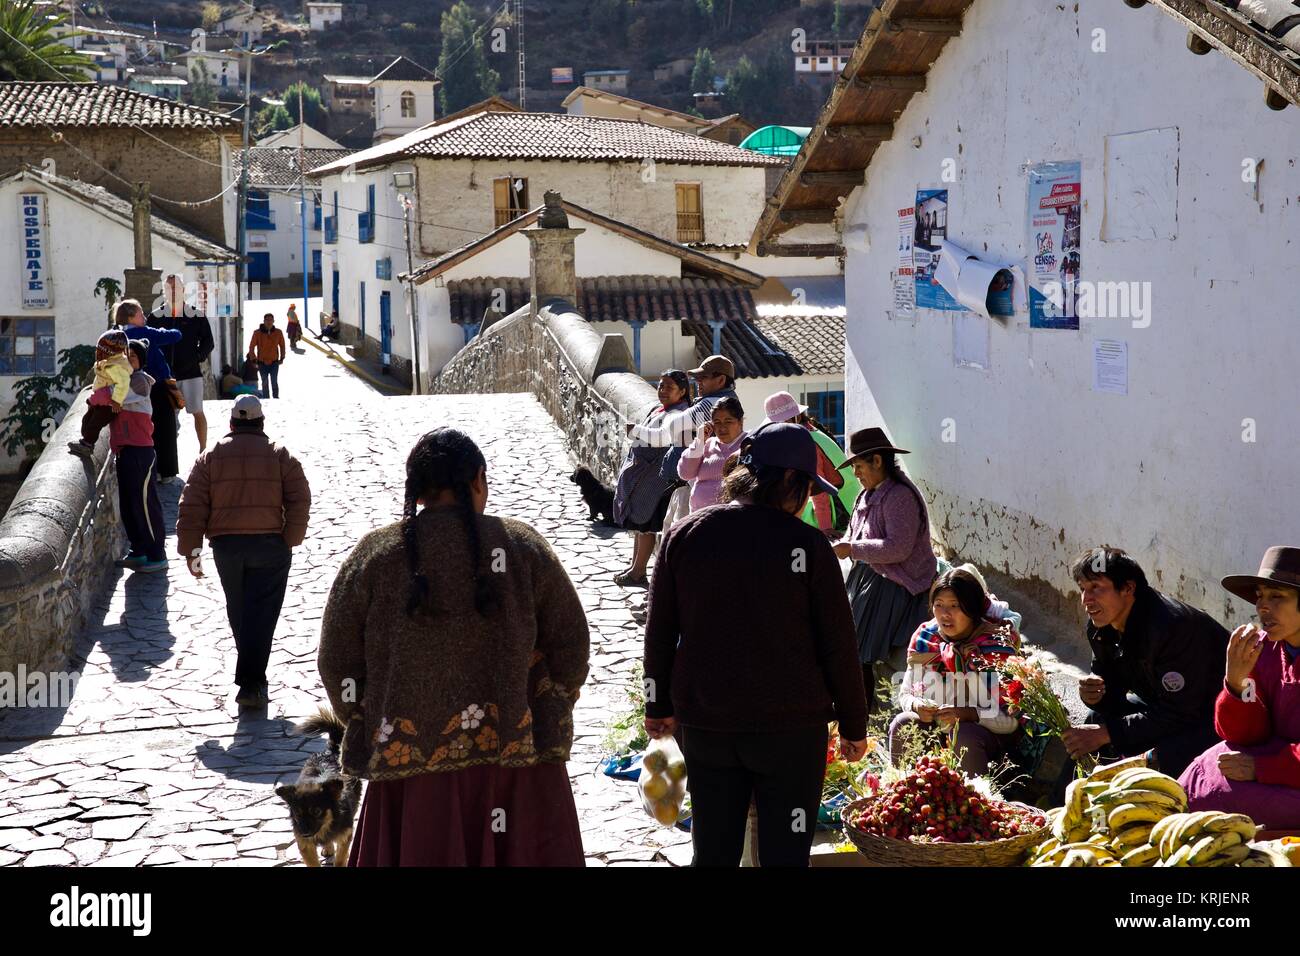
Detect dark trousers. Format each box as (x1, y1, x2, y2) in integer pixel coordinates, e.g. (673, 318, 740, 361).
(258, 361, 280, 399)
(115, 446, 165, 561)
(681, 725, 827, 867)
(81, 403, 115, 445)
(1085, 707, 1218, 779)
(150, 381, 178, 478)
(211, 534, 291, 690)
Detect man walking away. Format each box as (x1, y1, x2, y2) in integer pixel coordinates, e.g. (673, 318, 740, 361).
(166, 307, 215, 451)
(248, 313, 286, 400)
(176, 395, 311, 709)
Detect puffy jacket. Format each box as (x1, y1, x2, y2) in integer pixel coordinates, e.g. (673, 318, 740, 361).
(248, 326, 285, 365)
(176, 429, 311, 558)
(110, 370, 155, 452)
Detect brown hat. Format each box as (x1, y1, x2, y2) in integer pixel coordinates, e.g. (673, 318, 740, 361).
(689, 354, 735, 379)
(837, 426, 910, 470)
(1221, 546, 1300, 604)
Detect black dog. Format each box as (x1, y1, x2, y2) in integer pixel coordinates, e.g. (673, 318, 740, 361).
(570, 466, 616, 525)
(275, 708, 362, 867)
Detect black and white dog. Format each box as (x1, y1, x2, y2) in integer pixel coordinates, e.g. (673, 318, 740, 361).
(570, 466, 616, 525)
(275, 709, 362, 867)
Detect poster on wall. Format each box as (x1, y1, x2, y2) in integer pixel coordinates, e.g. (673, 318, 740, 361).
(913, 189, 964, 311)
(894, 204, 915, 315)
(1092, 338, 1128, 395)
(1027, 161, 1082, 329)
(20, 193, 51, 309)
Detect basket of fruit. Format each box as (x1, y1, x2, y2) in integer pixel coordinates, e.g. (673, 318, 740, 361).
(842, 756, 1049, 867)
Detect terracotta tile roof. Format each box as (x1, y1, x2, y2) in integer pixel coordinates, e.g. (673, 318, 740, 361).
(369, 56, 439, 85)
(233, 146, 355, 187)
(311, 111, 788, 174)
(752, 313, 844, 376)
(0, 82, 238, 129)
(445, 275, 799, 378)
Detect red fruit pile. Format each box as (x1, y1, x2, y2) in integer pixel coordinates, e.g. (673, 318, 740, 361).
(847, 755, 1047, 844)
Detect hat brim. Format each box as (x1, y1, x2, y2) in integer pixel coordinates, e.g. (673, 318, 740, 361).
(1221, 572, 1300, 604)
(811, 474, 839, 497)
(837, 446, 911, 470)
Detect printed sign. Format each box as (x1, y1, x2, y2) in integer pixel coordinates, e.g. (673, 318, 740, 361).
(20, 193, 51, 309)
(913, 189, 963, 312)
(894, 205, 915, 315)
(1027, 161, 1082, 329)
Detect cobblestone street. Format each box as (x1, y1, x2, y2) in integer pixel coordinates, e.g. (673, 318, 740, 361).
(0, 310, 683, 867)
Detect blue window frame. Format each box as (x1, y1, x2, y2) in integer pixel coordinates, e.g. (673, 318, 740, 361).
(246, 190, 274, 230)
(376, 257, 391, 280)
(0, 317, 56, 375)
(311, 249, 322, 280)
(312, 196, 322, 231)
(803, 388, 845, 445)
(324, 190, 338, 243)
(358, 183, 375, 244)
(359, 280, 366, 338)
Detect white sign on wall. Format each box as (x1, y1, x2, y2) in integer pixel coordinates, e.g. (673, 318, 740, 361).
(20, 192, 52, 309)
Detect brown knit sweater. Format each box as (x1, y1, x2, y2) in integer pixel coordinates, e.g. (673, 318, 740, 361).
(318, 506, 590, 781)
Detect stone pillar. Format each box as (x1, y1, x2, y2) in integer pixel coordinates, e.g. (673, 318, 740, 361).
(123, 182, 160, 312)
(526, 227, 584, 315)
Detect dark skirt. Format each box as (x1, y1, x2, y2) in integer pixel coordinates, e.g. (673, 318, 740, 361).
(348, 762, 585, 867)
(620, 485, 676, 533)
(846, 562, 929, 665)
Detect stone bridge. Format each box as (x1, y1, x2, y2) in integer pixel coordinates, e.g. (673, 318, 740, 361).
(0, 307, 690, 867)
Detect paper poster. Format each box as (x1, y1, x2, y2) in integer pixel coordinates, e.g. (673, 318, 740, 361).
(1027, 161, 1082, 329)
(1092, 339, 1127, 395)
(894, 205, 915, 315)
(913, 189, 964, 312)
(20, 193, 51, 309)
(953, 311, 990, 370)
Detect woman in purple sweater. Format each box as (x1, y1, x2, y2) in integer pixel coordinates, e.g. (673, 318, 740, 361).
(677, 396, 746, 512)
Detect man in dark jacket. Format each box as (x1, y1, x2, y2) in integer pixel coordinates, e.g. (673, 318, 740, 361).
(1064, 547, 1228, 778)
(163, 309, 215, 452)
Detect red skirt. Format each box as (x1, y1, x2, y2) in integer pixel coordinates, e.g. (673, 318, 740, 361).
(348, 762, 586, 867)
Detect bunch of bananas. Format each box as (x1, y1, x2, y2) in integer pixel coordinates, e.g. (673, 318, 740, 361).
(1148, 812, 1261, 867)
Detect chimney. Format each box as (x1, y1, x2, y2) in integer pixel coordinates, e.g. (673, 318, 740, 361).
(123, 181, 162, 311)
(526, 190, 583, 314)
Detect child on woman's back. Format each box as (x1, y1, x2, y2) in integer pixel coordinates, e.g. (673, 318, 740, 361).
(68, 329, 132, 459)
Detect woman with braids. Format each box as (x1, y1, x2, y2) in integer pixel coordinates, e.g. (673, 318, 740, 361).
(643, 423, 868, 866)
(318, 428, 590, 866)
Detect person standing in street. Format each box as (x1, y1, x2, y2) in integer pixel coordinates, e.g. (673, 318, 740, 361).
(176, 394, 312, 709)
(248, 313, 286, 400)
(163, 305, 215, 452)
(111, 339, 168, 573)
(116, 299, 184, 483)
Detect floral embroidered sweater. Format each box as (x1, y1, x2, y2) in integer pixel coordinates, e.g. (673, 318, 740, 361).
(318, 506, 590, 781)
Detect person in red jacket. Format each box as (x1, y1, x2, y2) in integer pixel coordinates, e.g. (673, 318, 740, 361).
(1179, 547, 1300, 828)
(111, 339, 168, 573)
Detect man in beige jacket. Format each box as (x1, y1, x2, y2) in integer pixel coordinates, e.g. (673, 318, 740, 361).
(177, 394, 311, 708)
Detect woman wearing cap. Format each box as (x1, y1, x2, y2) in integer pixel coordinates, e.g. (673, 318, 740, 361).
(832, 428, 937, 713)
(643, 422, 868, 866)
(761, 390, 860, 538)
(1178, 547, 1300, 828)
(612, 371, 691, 587)
(677, 395, 747, 512)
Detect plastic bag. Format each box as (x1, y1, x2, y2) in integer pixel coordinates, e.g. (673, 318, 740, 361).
(638, 736, 688, 827)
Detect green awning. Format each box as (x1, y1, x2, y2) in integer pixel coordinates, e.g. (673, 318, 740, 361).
(738, 125, 811, 157)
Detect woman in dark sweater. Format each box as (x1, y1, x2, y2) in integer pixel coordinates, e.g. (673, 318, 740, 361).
(319, 428, 590, 866)
(643, 422, 868, 866)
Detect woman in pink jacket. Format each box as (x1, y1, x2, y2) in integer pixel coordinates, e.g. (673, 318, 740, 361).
(677, 396, 746, 512)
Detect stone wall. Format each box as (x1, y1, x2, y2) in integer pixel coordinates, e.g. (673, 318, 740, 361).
(0, 128, 237, 245)
(0, 392, 125, 675)
(433, 300, 659, 487)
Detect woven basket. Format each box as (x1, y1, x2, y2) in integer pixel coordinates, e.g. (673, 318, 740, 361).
(842, 798, 1049, 867)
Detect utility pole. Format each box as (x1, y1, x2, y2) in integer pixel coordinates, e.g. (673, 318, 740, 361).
(236, 43, 252, 374)
(516, 0, 525, 109)
(298, 84, 310, 332)
(393, 172, 421, 395)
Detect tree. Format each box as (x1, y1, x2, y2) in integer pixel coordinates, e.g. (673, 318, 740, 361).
(283, 81, 327, 129)
(201, 2, 223, 31)
(723, 55, 765, 118)
(437, 1, 501, 115)
(0, 0, 93, 81)
(0, 345, 95, 471)
(93, 277, 121, 329)
(190, 62, 215, 108)
(832, 0, 845, 38)
(690, 47, 714, 95)
(255, 103, 292, 135)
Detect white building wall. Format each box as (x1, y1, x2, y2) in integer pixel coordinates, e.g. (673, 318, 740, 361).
(840, 0, 1300, 623)
(308, 4, 344, 31)
(414, 157, 769, 255)
(373, 81, 437, 141)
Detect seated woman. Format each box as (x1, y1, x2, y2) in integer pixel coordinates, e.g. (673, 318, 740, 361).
(319, 312, 342, 342)
(1179, 547, 1300, 829)
(889, 566, 1023, 776)
(677, 396, 746, 512)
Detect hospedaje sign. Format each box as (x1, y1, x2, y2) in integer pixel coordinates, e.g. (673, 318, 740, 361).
(21, 192, 52, 309)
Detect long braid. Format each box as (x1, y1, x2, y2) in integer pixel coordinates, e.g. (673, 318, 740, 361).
(402, 427, 496, 618)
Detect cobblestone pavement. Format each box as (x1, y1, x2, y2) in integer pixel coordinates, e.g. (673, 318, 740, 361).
(0, 307, 683, 867)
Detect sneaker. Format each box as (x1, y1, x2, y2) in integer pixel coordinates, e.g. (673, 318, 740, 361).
(67, 440, 93, 459)
(114, 553, 147, 569)
(136, 559, 169, 574)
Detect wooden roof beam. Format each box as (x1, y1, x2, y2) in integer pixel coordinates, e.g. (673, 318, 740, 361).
(883, 17, 963, 36)
(852, 73, 927, 92)
(799, 170, 865, 187)
(756, 241, 844, 258)
(824, 123, 894, 142)
(779, 208, 837, 224)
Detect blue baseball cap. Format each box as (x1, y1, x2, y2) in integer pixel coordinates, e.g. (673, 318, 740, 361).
(737, 422, 838, 496)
